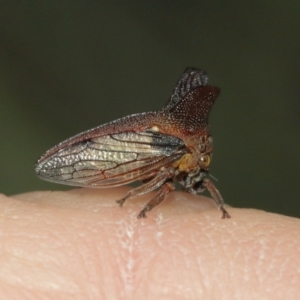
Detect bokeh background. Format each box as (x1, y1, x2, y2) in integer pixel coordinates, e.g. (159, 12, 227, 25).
(1, 2, 300, 217)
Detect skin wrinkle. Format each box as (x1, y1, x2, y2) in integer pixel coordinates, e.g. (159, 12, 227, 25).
(0, 189, 299, 299)
(115, 212, 139, 293)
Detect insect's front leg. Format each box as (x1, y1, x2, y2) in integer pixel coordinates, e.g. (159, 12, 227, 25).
(116, 167, 174, 209)
(191, 178, 231, 219)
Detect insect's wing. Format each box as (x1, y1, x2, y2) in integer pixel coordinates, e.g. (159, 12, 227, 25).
(35, 130, 187, 187)
(164, 68, 208, 110)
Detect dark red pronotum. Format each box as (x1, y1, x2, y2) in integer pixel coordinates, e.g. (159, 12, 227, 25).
(35, 68, 230, 219)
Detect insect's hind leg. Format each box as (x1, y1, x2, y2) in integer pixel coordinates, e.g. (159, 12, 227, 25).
(116, 168, 174, 207)
(137, 182, 174, 218)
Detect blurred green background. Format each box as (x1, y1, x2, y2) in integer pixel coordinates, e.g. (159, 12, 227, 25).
(1, 1, 300, 217)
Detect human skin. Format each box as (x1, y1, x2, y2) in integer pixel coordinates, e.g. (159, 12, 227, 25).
(0, 187, 299, 300)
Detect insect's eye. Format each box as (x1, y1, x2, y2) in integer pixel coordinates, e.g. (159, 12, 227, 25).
(200, 155, 211, 168)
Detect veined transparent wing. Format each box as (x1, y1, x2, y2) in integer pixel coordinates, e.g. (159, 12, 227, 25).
(35, 130, 187, 187)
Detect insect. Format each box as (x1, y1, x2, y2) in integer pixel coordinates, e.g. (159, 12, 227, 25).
(35, 68, 230, 219)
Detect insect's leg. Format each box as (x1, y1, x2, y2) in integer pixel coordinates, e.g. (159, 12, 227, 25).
(202, 178, 231, 219)
(137, 182, 174, 218)
(116, 168, 174, 207)
(140, 175, 155, 184)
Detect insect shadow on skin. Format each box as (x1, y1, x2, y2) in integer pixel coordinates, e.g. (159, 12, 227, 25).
(35, 68, 231, 219)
